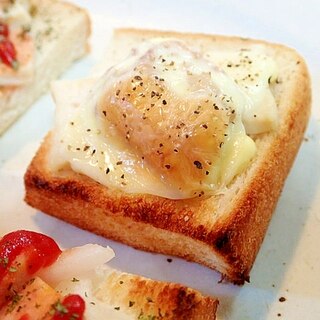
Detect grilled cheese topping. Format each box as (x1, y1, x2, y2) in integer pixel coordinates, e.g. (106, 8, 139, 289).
(49, 38, 278, 199)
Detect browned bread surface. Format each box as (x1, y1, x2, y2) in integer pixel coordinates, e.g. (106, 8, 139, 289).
(24, 29, 311, 284)
(94, 270, 218, 319)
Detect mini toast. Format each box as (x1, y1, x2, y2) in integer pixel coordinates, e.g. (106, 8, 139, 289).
(0, 0, 90, 135)
(24, 29, 311, 284)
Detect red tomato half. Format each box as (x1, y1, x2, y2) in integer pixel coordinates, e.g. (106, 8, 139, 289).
(0, 230, 62, 307)
(52, 294, 85, 320)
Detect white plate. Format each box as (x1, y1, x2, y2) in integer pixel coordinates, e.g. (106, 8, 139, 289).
(1, 1, 320, 319)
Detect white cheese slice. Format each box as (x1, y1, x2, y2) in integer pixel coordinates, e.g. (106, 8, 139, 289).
(211, 47, 278, 134)
(49, 39, 277, 199)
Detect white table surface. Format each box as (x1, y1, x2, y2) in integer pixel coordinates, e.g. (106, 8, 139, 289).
(1, 1, 320, 319)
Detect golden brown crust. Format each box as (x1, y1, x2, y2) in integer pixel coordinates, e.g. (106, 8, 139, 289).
(95, 271, 218, 319)
(24, 29, 311, 284)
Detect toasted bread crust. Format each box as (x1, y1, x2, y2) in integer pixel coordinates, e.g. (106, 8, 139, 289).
(24, 29, 311, 284)
(95, 270, 218, 319)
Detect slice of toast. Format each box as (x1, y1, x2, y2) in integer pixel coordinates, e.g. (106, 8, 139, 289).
(80, 269, 218, 319)
(24, 29, 311, 284)
(0, 0, 90, 135)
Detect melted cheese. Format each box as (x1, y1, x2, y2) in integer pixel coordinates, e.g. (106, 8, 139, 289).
(211, 47, 278, 134)
(49, 39, 277, 199)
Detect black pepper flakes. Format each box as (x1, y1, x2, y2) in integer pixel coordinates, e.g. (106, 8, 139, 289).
(165, 164, 171, 169)
(162, 99, 167, 105)
(194, 161, 203, 169)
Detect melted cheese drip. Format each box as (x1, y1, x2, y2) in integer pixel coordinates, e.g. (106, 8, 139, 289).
(49, 39, 277, 199)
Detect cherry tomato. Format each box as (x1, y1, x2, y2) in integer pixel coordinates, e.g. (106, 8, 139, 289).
(0, 39, 18, 69)
(0, 22, 19, 69)
(0, 230, 62, 282)
(52, 294, 85, 320)
(0, 230, 62, 308)
(0, 23, 9, 37)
